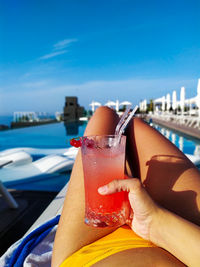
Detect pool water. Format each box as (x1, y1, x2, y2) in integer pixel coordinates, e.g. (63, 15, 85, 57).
(0, 121, 87, 192)
(153, 124, 200, 163)
(0, 121, 87, 151)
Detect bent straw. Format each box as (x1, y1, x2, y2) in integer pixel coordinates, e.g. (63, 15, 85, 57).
(118, 105, 138, 138)
(115, 105, 131, 136)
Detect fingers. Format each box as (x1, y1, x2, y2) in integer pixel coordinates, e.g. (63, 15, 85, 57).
(98, 178, 142, 195)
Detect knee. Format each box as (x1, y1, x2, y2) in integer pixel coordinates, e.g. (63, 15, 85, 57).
(95, 106, 116, 115)
(85, 106, 119, 136)
(94, 106, 118, 118)
(126, 117, 146, 135)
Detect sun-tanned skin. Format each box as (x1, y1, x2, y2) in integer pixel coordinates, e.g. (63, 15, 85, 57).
(98, 177, 200, 267)
(52, 107, 200, 267)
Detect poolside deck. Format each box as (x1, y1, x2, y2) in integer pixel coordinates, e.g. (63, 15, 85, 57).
(0, 189, 57, 256)
(147, 115, 200, 140)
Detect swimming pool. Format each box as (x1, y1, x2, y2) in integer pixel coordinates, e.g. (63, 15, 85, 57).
(0, 121, 87, 151)
(0, 121, 87, 192)
(153, 124, 200, 156)
(2, 120, 199, 156)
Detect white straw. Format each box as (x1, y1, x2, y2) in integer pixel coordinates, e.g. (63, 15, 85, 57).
(115, 105, 131, 135)
(118, 105, 138, 137)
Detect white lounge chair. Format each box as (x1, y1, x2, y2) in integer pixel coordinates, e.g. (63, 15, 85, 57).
(1, 154, 77, 187)
(0, 151, 32, 168)
(0, 147, 77, 157)
(0, 180, 19, 209)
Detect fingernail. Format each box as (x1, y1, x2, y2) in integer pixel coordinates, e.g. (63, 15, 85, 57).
(98, 186, 108, 194)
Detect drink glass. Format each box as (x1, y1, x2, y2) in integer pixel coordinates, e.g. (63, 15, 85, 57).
(81, 135, 128, 228)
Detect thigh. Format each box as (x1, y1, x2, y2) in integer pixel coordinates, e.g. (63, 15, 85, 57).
(126, 118, 200, 225)
(52, 107, 120, 267)
(93, 247, 186, 267)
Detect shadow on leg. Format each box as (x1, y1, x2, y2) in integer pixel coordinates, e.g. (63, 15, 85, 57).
(127, 118, 200, 225)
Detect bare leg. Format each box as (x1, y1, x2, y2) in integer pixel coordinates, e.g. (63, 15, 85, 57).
(94, 247, 185, 267)
(126, 118, 200, 225)
(94, 118, 199, 267)
(52, 107, 120, 267)
(52, 114, 200, 267)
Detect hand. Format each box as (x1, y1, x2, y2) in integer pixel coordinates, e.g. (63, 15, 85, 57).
(98, 176, 160, 241)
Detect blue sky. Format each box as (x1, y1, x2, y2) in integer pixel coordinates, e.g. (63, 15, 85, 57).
(0, 0, 199, 115)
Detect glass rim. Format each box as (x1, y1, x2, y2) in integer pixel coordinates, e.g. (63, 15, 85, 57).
(82, 134, 126, 139)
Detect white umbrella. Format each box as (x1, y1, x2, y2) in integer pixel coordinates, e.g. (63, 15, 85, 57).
(166, 93, 171, 111)
(105, 101, 117, 106)
(89, 101, 101, 112)
(180, 87, 185, 112)
(161, 96, 165, 111)
(172, 91, 177, 110)
(119, 101, 132, 106)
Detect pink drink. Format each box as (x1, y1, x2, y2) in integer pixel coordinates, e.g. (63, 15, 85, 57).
(81, 135, 127, 228)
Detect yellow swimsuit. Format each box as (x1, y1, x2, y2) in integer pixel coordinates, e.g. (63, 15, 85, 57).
(60, 226, 156, 267)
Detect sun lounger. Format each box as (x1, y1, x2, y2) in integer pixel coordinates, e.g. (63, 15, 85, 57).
(0, 150, 199, 266)
(0, 147, 77, 157)
(0, 183, 68, 267)
(0, 144, 199, 266)
(1, 154, 76, 187)
(0, 215, 60, 267)
(0, 181, 19, 209)
(0, 151, 32, 168)
(0, 152, 32, 209)
(6, 215, 60, 267)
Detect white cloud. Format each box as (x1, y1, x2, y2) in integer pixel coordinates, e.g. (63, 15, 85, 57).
(54, 39, 77, 50)
(39, 50, 67, 60)
(39, 38, 77, 60)
(22, 80, 49, 88)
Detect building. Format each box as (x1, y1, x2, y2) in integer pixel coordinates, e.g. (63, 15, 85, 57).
(63, 97, 85, 121)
